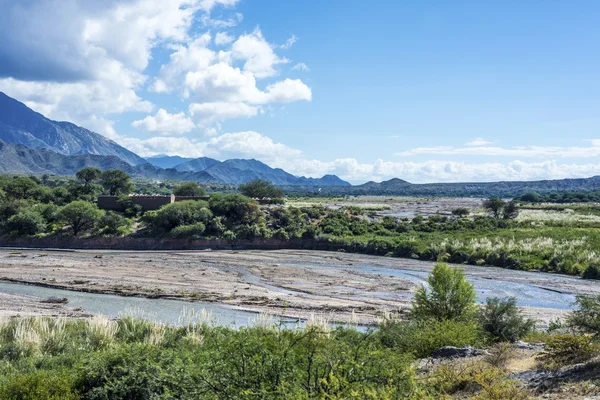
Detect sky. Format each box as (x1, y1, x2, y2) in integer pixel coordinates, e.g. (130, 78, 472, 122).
(1, 0, 600, 184)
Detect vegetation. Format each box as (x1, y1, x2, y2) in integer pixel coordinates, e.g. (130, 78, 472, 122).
(478, 297, 535, 342)
(239, 178, 284, 199)
(172, 182, 207, 197)
(1, 170, 599, 279)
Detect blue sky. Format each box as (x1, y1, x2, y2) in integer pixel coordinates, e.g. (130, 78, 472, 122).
(1, 0, 599, 183)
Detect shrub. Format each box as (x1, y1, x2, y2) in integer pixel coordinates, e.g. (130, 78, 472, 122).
(537, 334, 598, 369)
(99, 211, 131, 236)
(484, 342, 518, 369)
(582, 263, 600, 280)
(411, 263, 477, 321)
(7, 210, 46, 236)
(0, 370, 78, 400)
(147, 200, 212, 233)
(169, 222, 206, 239)
(452, 207, 470, 218)
(566, 295, 600, 335)
(478, 297, 535, 342)
(377, 319, 486, 358)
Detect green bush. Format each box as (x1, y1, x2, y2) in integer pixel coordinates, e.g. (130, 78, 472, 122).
(99, 211, 131, 236)
(582, 263, 600, 280)
(147, 200, 212, 233)
(169, 222, 206, 239)
(411, 263, 477, 321)
(7, 210, 46, 236)
(59, 200, 104, 236)
(478, 297, 535, 342)
(377, 319, 486, 358)
(567, 295, 600, 335)
(173, 182, 206, 197)
(537, 334, 598, 369)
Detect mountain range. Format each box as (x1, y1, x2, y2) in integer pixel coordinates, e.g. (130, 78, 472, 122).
(0, 92, 349, 186)
(2, 91, 600, 196)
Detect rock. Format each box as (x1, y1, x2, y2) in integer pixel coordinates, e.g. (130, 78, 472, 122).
(514, 340, 545, 351)
(431, 346, 488, 359)
(512, 359, 600, 391)
(40, 296, 69, 304)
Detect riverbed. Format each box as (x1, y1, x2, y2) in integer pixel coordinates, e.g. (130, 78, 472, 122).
(0, 248, 594, 325)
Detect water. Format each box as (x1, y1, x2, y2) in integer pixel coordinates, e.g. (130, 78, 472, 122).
(0, 282, 260, 326)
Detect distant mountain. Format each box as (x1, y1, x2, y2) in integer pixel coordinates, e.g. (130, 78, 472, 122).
(146, 155, 194, 169)
(0, 92, 146, 166)
(174, 157, 220, 172)
(0, 141, 349, 187)
(173, 157, 352, 186)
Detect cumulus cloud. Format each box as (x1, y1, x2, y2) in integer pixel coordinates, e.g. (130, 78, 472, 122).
(131, 109, 195, 135)
(0, 1, 311, 134)
(215, 32, 235, 45)
(231, 28, 288, 78)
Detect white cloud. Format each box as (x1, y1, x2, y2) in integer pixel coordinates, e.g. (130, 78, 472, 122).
(132, 109, 195, 135)
(292, 62, 310, 72)
(397, 141, 600, 158)
(465, 137, 492, 146)
(215, 32, 235, 45)
(189, 102, 260, 125)
(281, 34, 297, 49)
(231, 27, 288, 78)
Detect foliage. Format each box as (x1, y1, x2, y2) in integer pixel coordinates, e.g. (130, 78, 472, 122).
(536, 334, 598, 369)
(59, 200, 104, 236)
(99, 211, 131, 236)
(2, 177, 40, 200)
(173, 182, 207, 197)
(503, 201, 519, 219)
(239, 178, 284, 199)
(484, 342, 518, 369)
(7, 210, 46, 236)
(144, 200, 212, 233)
(411, 263, 477, 321)
(452, 207, 470, 217)
(566, 295, 600, 336)
(377, 318, 485, 358)
(169, 222, 207, 239)
(582, 263, 600, 280)
(483, 197, 506, 219)
(100, 170, 134, 196)
(478, 297, 535, 342)
(75, 167, 101, 186)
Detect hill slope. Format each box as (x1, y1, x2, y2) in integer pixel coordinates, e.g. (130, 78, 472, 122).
(0, 92, 146, 166)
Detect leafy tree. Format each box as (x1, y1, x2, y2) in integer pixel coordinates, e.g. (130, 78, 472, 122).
(101, 170, 134, 196)
(99, 211, 131, 236)
(76, 167, 102, 187)
(146, 200, 212, 233)
(239, 179, 284, 199)
(59, 200, 104, 236)
(451, 208, 470, 218)
(3, 177, 38, 200)
(7, 210, 46, 236)
(478, 297, 534, 342)
(483, 197, 505, 219)
(502, 201, 519, 220)
(209, 194, 263, 228)
(173, 182, 207, 197)
(411, 263, 477, 321)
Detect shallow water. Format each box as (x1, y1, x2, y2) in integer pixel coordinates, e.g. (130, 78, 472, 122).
(0, 282, 261, 326)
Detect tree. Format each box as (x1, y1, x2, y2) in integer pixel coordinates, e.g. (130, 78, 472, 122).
(59, 200, 104, 236)
(502, 201, 519, 220)
(7, 210, 46, 236)
(451, 208, 470, 218)
(173, 182, 206, 197)
(239, 179, 284, 199)
(411, 263, 477, 321)
(3, 177, 38, 200)
(478, 297, 534, 342)
(483, 197, 505, 219)
(145, 200, 212, 233)
(101, 170, 133, 196)
(566, 295, 600, 336)
(76, 167, 102, 187)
